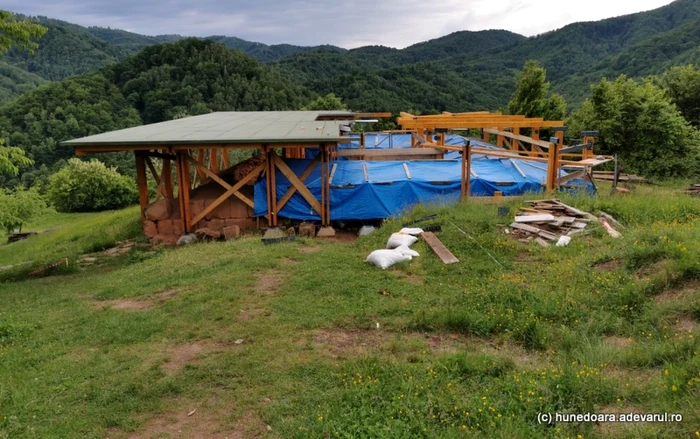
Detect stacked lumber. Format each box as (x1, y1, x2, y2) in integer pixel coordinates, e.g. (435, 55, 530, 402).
(684, 184, 700, 196)
(508, 199, 597, 244)
(592, 171, 649, 184)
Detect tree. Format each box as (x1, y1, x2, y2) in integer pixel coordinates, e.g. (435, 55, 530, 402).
(302, 93, 347, 111)
(659, 65, 700, 128)
(568, 75, 700, 178)
(47, 159, 137, 212)
(507, 60, 566, 120)
(0, 10, 47, 54)
(0, 186, 48, 232)
(0, 138, 32, 176)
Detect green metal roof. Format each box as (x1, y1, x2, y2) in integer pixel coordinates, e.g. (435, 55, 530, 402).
(62, 111, 355, 148)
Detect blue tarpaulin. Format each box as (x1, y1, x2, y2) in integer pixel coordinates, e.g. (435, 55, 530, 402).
(254, 135, 593, 221)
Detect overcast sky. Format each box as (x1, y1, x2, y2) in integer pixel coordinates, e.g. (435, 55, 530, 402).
(4, 0, 676, 49)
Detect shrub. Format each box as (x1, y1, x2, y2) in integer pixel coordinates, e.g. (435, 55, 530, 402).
(0, 186, 48, 232)
(47, 159, 138, 212)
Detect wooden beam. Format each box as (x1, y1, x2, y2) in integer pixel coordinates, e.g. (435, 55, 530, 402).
(483, 128, 553, 149)
(161, 154, 174, 199)
(421, 232, 459, 264)
(135, 152, 149, 221)
(276, 154, 321, 212)
(210, 148, 219, 174)
(176, 151, 191, 232)
(222, 147, 230, 169)
(272, 154, 322, 216)
(186, 154, 231, 191)
(188, 163, 263, 228)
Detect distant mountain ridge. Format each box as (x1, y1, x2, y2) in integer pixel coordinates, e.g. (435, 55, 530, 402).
(1, 0, 700, 111)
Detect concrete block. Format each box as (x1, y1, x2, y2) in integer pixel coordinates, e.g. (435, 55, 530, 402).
(317, 226, 336, 237)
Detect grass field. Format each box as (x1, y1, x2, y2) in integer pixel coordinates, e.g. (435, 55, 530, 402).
(0, 185, 698, 438)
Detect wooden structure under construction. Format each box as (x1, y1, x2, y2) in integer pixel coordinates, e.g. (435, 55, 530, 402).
(63, 110, 611, 243)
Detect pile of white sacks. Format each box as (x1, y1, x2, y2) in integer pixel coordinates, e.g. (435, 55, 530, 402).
(365, 228, 423, 269)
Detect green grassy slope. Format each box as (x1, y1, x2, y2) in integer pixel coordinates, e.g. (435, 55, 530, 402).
(0, 186, 698, 438)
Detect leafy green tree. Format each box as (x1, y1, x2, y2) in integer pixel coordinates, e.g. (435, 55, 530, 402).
(47, 158, 137, 212)
(507, 60, 566, 120)
(0, 186, 48, 232)
(0, 10, 47, 54)
(659, 65, 700, 127)
(302, 93, 347, 111)
(0, 138, 32, 176)
(568, 75, 700, 178)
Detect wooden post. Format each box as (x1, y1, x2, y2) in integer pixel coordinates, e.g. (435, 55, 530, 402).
(511, 128, 520, 151)
(461, 141, 471, 199)
(546, 142, 559, 192)
(321, 144, 328, 225)
(360, 132, 365, 149)
(222, 147, 230, 169)
(175, 150, 191, 233)
(135, 151, 149, 221)
(162, 152, 173, 199)
(497, 127, 504, 147)
(269, 148, 278, 226)
(482, 129, 489, 143)
(264, 145, 273, 227)
(210, 148, 219, 174)
(532, 128, 540, 141)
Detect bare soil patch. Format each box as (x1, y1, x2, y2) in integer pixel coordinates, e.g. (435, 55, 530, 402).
(281, 257, 298, 266)
(674, 317, 698, 333)
(124, 407, 265, 439)
(595, 258, 622, 271)
(655, 279, 698, 304)
(395, 271, 425, 285)
(636, 260, 667, 279)
(93, 288, 180, 311)
(162, 342, 211, 375)
(305, 329, 541, 367)
(297, 246, 320, 254)
(253, 270, 286, 294)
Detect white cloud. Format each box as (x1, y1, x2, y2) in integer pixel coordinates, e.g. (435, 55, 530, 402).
(3, 0, 676, 48)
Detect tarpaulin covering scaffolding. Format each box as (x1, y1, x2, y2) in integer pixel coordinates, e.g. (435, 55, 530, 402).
(255, 135, 593, 221)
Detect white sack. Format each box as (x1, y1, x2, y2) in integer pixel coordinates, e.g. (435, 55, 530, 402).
(395, 244, 420, 257)
(398, 227, 424, 236)
(386, 233, 418, 249)
(365, 249, 412, 269)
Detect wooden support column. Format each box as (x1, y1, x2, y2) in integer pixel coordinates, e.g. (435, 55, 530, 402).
(482, 129, 489, 143)
(546, 143, 559, 192)
(210, 148, 219, 174)
(497, 127, 505, 147)
(532, 128, 540, 141)
(175, 150, 192, 233)
(269, 148, 277, 226)
(135, 152, 150, 221)
(162, 151, 174, 199)
(511, 128, 520, 151)
(222, 147, 230, 169)
(461, 141, 471, 200)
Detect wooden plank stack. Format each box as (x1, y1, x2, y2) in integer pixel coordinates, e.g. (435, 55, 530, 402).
(592, 171, 649, 184)
(684, 184, 700, 196)
(508, 199, 596, 244)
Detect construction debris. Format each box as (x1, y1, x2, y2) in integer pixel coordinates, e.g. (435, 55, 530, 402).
(599, 217, 622, 238)
(593, 171, 650, 184)
(684, 184, 700, 196)
(508, 199, 597, 243)
(421, 232, 459, 264)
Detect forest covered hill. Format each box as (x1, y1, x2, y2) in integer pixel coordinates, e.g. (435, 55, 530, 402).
(1, 0, 700, 185)
(3, 1, 700, 109)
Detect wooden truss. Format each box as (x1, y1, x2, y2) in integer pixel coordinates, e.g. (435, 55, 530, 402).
(89, 142, 335, 234)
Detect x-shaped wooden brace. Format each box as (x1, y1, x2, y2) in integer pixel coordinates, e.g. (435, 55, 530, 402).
(186, 154, 264, 228)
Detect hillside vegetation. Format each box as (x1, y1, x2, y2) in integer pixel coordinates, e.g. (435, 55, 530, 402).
(0, 38, 310, 187)
(0, 186, 698, 438)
